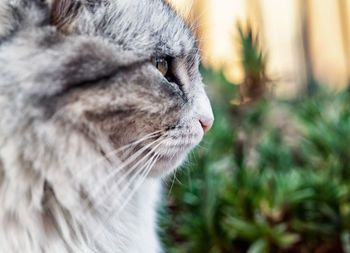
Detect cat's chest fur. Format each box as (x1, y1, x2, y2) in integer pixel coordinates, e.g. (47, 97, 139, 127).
(0, 135, 163, 253)
(124, 180, 162, 253)
(90, 180, 162, 253)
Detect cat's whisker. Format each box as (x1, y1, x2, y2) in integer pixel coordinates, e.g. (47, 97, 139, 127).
(73, 130, 162, 180)
(112, 138, 168, 208)
(91, 156, 152, 214)
(115, 153, 161, 216)
(167, 172, 177, 197)
(87, 136, 166, 199)
(90, 151, 162, 241)
(102, 151, 159, 214)
(94, 137, 166, 213)
(188, 5, 211, 33)
(80, 159, 144, 219)
(113, 130, 163, 153)
(104, 142, 163, 198)
(63, 132, 164, 215)
(77, 135, 166, 218)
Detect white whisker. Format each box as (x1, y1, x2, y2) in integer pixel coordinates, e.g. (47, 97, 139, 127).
(74, 130, 162, 180)
(88, 137, 164, 200)
(90, 146, 163, 241)
(115, 152, 161, 216)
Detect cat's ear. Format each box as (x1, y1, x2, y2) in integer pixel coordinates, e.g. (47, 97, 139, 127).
(50, 0, 82, 30)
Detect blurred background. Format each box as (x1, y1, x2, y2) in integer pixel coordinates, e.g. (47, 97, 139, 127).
(158, 0, 350, 252)
(171, 0, 350, 96)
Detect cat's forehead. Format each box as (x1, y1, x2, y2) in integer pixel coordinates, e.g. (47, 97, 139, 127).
(80, 0, 197, 58)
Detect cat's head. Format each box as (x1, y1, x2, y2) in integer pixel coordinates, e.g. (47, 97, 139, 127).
(0, 0, 213, 177)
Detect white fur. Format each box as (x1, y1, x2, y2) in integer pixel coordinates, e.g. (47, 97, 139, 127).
(0, 118, 163, 252)
(0, 0, 213, 252)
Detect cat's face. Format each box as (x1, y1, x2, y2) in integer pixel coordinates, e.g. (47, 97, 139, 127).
(1, 0, 213, 177)
(47, 0, 214, 176)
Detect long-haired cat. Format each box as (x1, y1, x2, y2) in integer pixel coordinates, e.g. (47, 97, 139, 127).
(0, 0, 214, 252)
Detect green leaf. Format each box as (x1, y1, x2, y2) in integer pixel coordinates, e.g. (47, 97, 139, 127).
(247, 239, 268, 253)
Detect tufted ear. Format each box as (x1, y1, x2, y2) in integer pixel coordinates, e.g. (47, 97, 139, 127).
(50, 0, 82, 30)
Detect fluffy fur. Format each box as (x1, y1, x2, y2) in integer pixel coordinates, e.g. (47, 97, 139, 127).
(0, 0, 213, 252)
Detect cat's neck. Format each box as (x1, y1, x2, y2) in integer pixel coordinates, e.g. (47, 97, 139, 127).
(0, 129, 162, 253)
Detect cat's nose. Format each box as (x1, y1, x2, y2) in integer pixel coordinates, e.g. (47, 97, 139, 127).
(195, 87, 214, 134)
(199, 117, 213, 133)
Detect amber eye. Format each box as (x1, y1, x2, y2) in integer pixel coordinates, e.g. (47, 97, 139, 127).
(152, 57, 168, 76)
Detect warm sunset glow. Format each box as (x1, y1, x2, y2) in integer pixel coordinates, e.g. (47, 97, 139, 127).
(170, 0, 350, 95)
(309, 0, 348, 88)
(167, 0, 194, 20)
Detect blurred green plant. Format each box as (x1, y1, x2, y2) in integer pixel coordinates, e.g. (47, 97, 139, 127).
(238, 25, 268, 103)
(159, 26, 350, 253)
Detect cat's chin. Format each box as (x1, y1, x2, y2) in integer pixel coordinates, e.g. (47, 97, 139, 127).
(148, 138, 203, 177)
(148, 151, 189, 177)
(147, 124, 205, 177)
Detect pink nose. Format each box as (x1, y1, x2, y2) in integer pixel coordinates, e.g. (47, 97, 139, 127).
(199, 117, 214, 133)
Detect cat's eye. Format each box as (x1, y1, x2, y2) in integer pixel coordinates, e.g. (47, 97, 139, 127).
(152, 57, 168, 76)
(151, 56, 182, 89)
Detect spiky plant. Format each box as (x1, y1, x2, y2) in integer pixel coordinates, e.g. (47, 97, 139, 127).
(159, 25, 350, 253)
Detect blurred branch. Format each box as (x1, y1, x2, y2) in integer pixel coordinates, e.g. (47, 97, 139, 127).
(338, 0, 350, 83)
(299, 0, 318, 95)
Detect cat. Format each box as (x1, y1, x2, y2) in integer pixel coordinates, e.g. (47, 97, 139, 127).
(0, 0, 213, 252)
